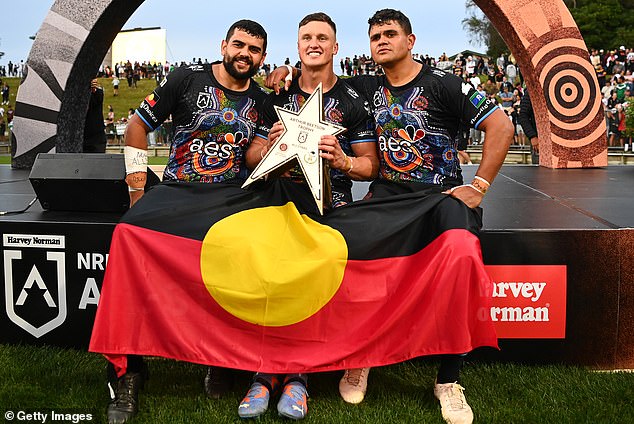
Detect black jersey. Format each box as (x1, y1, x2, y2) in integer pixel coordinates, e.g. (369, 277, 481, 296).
(255, 78, 375, 207)
(136, 62, 267, 183)
(348, 64, 498, 187)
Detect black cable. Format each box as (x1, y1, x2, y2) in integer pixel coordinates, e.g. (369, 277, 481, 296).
(0, 197, 39, 216)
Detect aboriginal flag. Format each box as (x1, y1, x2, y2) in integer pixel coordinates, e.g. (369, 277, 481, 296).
(89, 180, 497, 374)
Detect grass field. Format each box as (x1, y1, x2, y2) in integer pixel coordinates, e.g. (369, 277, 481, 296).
(1, 344, 633, 424)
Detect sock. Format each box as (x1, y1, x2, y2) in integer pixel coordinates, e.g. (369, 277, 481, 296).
(436, 355, 464, 384)
(254, 373, 281, 393)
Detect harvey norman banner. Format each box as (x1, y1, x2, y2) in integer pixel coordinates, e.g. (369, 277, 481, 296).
(486, 265, 567, 339)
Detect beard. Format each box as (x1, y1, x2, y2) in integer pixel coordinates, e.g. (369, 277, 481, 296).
(222, 54, 259, 80)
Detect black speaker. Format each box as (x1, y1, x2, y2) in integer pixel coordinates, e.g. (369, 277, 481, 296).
(29, 153, 160, 213)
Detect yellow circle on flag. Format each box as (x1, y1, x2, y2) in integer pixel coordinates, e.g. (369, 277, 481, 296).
(200, 203, 348, 326)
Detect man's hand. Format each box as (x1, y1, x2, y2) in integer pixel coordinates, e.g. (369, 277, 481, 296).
(443, 185, 484, 209)
(268, 122, 284, 147)
(318, 135, 347, 170)
(264, 66, 294, 94)
(530, 136, 539, 153)
(129, 190, 144, 207)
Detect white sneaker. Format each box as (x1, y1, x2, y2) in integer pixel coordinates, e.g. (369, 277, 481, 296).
(339, 368, 370, 404)
(434, 382, 474, 424)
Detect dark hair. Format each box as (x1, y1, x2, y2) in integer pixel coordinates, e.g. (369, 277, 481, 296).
(225, 20, 268, 52)
(299, 12, 336, 35)
(368, 9, 412, 35)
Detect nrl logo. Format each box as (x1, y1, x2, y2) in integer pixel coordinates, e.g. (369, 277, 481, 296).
(196, 92, 211, 109)
(3, 234, 67, 338)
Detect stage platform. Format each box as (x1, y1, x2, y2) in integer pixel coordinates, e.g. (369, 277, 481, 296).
(1, 164, 633, 369)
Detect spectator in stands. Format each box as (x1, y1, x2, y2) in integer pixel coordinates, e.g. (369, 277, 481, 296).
(83, 79, 107, 153)
(107, 105, 115, 124)
(518, 90, 539, 164)
(112, 76, 120, 96)
(499, 85, 514, 109)
(1, 83, 9, 105)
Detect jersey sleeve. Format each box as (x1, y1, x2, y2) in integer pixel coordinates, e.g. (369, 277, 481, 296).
(344, 75, 378, 103)
(135, 66, 188, 130)
(342, 84, 376, 144)
(255, 92, 279, 140)
(440, 73, 498, 130)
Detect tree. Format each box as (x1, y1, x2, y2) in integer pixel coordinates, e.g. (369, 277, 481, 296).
(464, 0, 634, 57)
(462, 1, 507, 58)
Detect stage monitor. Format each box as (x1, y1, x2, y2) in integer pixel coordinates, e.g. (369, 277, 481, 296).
(29, 153, 159, 213)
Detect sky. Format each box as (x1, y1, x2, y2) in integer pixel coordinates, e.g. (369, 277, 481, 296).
(1, 0, 485, 68)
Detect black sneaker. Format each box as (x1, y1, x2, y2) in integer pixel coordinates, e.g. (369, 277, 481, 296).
(203, 366, 233, 399)
(106, 366, 147, 424)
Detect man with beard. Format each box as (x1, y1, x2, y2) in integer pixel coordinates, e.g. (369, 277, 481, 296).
(106, 20, 268, 424)
(269, 8, 512, 424)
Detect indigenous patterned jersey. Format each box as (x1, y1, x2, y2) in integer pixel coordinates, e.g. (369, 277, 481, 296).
(348, 64, 497, 187)
(256, 78, 375, 206)
(136, 62, 266, 183)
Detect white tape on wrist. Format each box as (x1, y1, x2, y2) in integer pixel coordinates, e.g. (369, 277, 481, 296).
(124, 146, 148, 175)
(284, 65, 293, 82)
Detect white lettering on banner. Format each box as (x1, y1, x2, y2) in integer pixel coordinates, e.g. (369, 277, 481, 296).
(3, 234, 65, 249)
(79, 278, 101, 309)
(77, 253, 109, 270)
(491, 306, 550, 322)
(492, 282, 546, 302)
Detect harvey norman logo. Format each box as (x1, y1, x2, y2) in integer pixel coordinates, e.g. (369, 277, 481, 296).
(4, 234, 65, 248)
(485, 265, 567, 339)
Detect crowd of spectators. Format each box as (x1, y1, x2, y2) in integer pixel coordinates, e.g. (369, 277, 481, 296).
(2, 46, 632, 150)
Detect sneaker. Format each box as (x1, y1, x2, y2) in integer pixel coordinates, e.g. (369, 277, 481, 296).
(434, 382, 474, 424)
(106, 368, 147, 424)
(238, 382, 270, 418)
(277, 382, 308, 420)
(339, 368, 370, 404)
(204, 366, 233, 399)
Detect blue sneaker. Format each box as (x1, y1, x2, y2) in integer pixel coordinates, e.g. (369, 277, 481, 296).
(238, 382, 270, 418)
(277, 382, 308, 420)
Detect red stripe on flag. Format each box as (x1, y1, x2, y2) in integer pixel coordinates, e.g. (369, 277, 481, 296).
(90, 224, 497, 374)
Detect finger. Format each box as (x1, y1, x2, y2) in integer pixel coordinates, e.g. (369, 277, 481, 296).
(284, 79, 291, 92)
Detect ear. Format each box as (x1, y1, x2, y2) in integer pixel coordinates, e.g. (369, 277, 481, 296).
(407, 33, 416, 52)
(333, 41, 339, 56)
(221, 40, 228, 57)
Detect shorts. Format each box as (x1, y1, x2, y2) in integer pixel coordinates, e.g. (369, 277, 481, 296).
(516, 124, 524, 134)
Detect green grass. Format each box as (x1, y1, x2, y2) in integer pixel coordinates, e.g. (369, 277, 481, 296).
(1, 344, 633, 423)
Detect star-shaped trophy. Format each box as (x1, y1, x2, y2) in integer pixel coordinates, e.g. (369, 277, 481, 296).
(242, 83, 344, 214)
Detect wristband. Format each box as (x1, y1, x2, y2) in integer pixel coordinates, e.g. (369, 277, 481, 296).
(124, 146, 148, 175)
(128, 186, 145, 193)
(467, 183, 486, 195)
(471, 176, 490, 195)
(284, 65, 293, 82)
(473, 175, 491, 186)
(346, 156, 354, 173)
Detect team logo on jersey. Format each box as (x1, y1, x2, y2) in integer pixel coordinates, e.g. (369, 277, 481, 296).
(345, 86, 359, 99)
(197, 92, 211, 109)
(145, 92, 160, 108)
(3, 234, 67, 338)
(469, 91, 486, 108)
